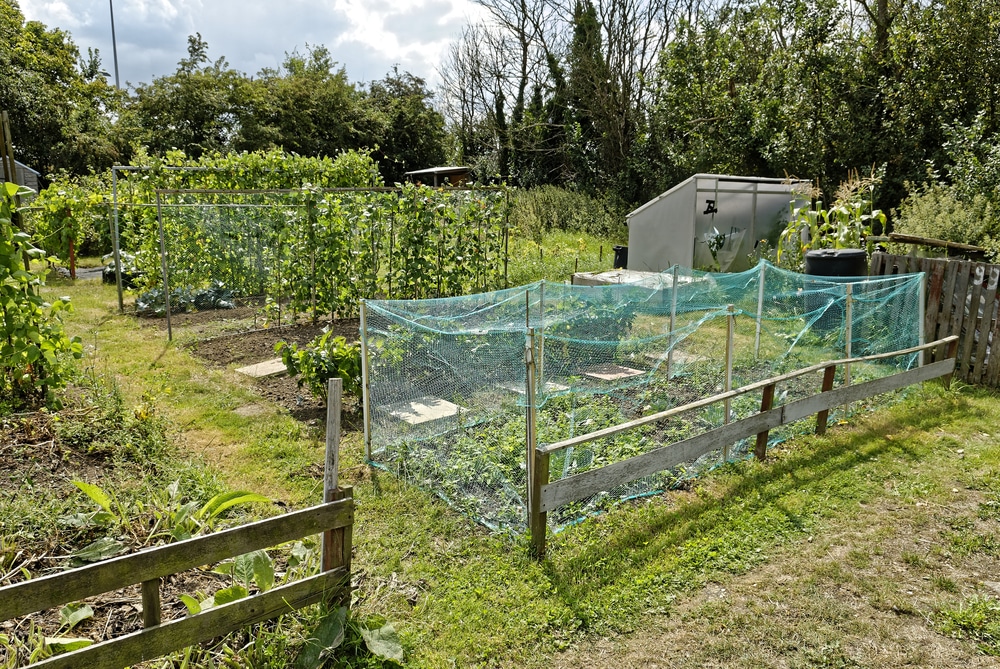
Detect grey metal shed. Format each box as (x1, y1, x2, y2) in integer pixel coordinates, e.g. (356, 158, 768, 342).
(626, 174, 809, 272)
(0, 158, 41, 193)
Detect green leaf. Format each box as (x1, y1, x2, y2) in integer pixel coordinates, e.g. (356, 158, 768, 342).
(360, 624, 404, 662)
(294, 607, 346, 669)
(196, 491, 270, 522)
(212, 584, 248, 606)
(71, 481, 113, 514)
(71, 537, 126, 563)
(58, 603, 94, 630)
(43, 637, 93, 654)
(178, 594, 202, 615)
(230, 549, 275, 592)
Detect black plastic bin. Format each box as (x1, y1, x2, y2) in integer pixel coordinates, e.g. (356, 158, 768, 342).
(613, 245, 628, 269)
(804, 249, 867, 333)
(804, 248, 868, 277)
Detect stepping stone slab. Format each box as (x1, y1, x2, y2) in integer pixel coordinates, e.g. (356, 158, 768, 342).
(235, 358, 287, 378)
(383, 396, 463, 425)
(501, 381, 570, 395)
(582, 364, 646, 381)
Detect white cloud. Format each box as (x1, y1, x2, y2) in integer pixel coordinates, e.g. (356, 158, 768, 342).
(18, 0, 486, 87)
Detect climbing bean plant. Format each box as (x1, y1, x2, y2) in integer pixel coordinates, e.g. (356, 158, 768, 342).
(0, 183, 83, 409)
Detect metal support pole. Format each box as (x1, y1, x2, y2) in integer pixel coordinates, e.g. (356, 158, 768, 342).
(723, 304, 735, 461)
(111, 167, 124, 312)
(667, 265, 679, 378)
(360, 301, 373, 461)
(754, 262, 766, 358)
(155, 192, 173, 341)
(538, 281, 545, 390)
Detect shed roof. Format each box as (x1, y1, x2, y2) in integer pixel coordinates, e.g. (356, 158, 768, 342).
(403, 166, 471, 177)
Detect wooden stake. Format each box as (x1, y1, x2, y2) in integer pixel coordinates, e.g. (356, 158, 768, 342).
(754, 383, 775, 460)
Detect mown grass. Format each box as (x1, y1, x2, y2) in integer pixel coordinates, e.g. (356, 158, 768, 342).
(20, 253, 1000, 667)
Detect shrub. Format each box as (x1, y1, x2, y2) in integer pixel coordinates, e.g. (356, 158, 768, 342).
(509, 185, 627, 243)
(0, 183, 83, 410)
(891, 181, 1000, 260)
(276, 329, 362, 400)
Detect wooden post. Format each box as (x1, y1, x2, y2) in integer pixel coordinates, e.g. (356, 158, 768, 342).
(755, 262, 766, 358)
(754, 383, 775, 460)
(323, 377, 342, 574)
(322, 378, 352, 605)
(942, 337, 960, 390)
(141, 578, 161, 628)
(526, 328, 546, 558)
(723, 304, 735, 461)
(815, 364, 837, 435)
(359, 301, 373, 460)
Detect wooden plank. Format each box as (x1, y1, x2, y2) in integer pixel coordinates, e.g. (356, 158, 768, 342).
(925, 261, 946, 360)
(0, 500, 353, 623)
(945, 261, 972, 374)
(32, 568, 349, 669)
(870, 253, 884, 277)
(985, 315, 1000, 386)
(538, 335, 958, 455)
(937, 259, 962, 359)
(973, 266, 1000, 383)
(540, 358, 956, 512)
(958, 264, 985, 379)
(887, 232, 988, 255)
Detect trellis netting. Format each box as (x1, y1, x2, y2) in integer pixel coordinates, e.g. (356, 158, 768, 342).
(362, 261, 924, 533)
(134, 186, 510, 320)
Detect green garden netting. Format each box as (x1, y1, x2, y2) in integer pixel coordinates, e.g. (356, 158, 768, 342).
(362, 261, 924, 533)
(133, 187, 510, 320)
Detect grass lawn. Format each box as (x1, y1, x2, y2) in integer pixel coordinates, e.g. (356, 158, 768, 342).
(12, 265, 1000, 667)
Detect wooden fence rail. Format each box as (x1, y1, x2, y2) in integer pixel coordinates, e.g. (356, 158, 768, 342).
(0, 494, 354, 669)
(527, 335, 959, 557)
(871, 252, 1000, 386)
(1, 378, 352, 669)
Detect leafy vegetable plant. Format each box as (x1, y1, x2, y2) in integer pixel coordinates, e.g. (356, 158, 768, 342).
(277, 329, 362, 399)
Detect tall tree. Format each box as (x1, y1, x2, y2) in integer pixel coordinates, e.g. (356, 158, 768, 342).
(0, 1, 122, 178)
(366, 68, 446, 184)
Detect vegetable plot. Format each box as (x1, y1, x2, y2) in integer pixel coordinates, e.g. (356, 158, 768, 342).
(138, 184, 510, 321)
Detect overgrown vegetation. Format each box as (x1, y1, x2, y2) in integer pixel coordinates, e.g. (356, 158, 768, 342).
(0, 183, 82, 410)
(776, 168, 886, 271)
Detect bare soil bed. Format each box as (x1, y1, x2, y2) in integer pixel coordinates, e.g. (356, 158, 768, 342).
(187, 317, 362, 425)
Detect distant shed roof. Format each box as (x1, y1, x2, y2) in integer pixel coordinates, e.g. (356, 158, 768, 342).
(404, 165, 471, 187)
(0, 159, 41, 192)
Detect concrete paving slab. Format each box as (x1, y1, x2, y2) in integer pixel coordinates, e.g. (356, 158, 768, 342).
(383, 396, 463, 425)
(582, 364, 646, 381)
(236, 358, 287, 378)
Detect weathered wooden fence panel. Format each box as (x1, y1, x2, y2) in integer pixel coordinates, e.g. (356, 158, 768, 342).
(872, 252, 1000, 386)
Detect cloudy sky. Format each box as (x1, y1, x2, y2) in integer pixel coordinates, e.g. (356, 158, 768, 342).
(19, 0, 484, 88)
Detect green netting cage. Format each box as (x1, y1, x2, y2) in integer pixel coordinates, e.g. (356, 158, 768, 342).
(360, 261, 924, 533)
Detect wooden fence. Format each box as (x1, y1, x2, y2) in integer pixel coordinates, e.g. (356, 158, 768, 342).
(871, 252, 1000, 386)
(526, 335, 959, 557)
(0, 379, 352, 669)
